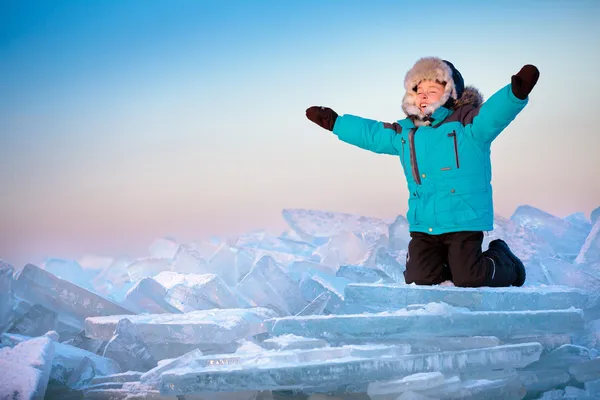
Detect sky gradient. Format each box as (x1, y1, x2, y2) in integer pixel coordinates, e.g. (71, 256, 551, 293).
(2, 0, 600, 267)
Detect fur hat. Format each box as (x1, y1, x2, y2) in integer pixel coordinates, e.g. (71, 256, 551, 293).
(402, 57, 467, 121)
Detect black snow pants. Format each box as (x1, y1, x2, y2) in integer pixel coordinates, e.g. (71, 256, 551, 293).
(403, 231, 525, 288)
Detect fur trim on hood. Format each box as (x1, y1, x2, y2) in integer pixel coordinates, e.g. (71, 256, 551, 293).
(401, 57, 483, 126)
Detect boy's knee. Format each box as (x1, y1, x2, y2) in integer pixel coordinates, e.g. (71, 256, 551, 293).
(404, 270, 444, 286)
(452, 274, 487, 288)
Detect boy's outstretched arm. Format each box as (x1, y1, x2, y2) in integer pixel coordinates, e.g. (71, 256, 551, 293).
(466, 65, 540, 145)
(306, 106, 401, 155)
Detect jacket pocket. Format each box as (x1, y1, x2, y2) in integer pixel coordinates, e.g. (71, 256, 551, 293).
(448, 131, 460, 169)
(401, 138, 406, 170)
(436, 176, 489, 226)
(407, 191, 420, 225)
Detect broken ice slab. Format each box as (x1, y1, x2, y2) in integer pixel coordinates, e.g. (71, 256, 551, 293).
(397, 336, 501, 353)
(523, 344, 592, 371)
(0, 260, 14, 331)
(344, 283, 590, 312)
(504, 333, 572, 352)
(62, 330, 106, 355)
(417, 376, 527, 400)
(163, 273, 240, 313)
(261, 335, 328, 351)
(268, 306, 584, 341)
(296, 292, 331, 316)
(336, 265, 394, 284)
(64, 356, 96, 390)
(158, 342, 542, 394)
(0, 336, 55, 399)
(102, 318, 157, 372)
(299, 274, 347, 315)
(7, 303, 58, 337)
(145, 341, 238, 361)
(14, 264, 134, 329)
(2, 332, 121, 380)
(122, 278, 181, 314)
(168, 343, 409, 369)
(155, 343, 411, 387)
(126, 257, 172, 282)
(367, 372, 445, 399)
(585, 379, 600, 396)
(569, 357, 600, 382)
(539, 257, 600, 293)
(84, 382, 177, 400)
(281, 208, 390, 245)
(519, 369, 570, 394)
(91, 371, 143, 385)
(85, 307, 278, 344)
(236, 256, 308, 316)
(141, 349, 203, 386)
(43, 257, 98, 292)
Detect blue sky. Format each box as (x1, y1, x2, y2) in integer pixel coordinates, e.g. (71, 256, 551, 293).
(1, 0, 599, 266)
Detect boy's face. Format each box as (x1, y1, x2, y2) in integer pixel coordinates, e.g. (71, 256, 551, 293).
(416, 80, 446, 113)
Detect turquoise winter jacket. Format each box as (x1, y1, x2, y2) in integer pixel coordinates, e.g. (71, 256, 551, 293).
(332, 84, 528, 235)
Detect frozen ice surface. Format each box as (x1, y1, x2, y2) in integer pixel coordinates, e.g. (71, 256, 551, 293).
(236, 256, 308, 316)
(14, 263, 134, 329)
(269, 307, 584, 341)
(344, 283, 590, 312)
(158, 342, 542, 394)
(85, 307, 278, 344)
(122, 278, 181, 314)
(0, 260, 14, 332)
(0, 336, 55, 400)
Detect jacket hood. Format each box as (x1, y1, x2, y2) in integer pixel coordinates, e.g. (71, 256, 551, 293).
(401, 57, 484, 126)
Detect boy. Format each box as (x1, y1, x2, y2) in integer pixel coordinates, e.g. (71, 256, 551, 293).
(305, 57, 539, 287)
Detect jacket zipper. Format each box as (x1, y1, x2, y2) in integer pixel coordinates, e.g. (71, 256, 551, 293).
(401, 138, 406, 170)
(448, 131, 460, 169)
(408, 128, 421, 184)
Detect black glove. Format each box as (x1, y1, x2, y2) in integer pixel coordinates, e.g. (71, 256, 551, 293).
(511, 64, 540, 100)
(306, 106, 338, 131)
